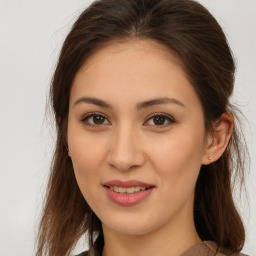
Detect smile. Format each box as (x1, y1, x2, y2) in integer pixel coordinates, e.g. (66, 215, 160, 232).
(103, 180, 155, 206)
(109, 186, 148, 194)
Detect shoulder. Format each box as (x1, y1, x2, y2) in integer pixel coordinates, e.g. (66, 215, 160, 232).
(182, 241, 249, 256)
(76, 241, 250, 256)
(204, 241, 249, 256)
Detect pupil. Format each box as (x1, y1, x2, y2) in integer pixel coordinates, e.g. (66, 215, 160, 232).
(93, 115, 104, 124)
(154, 116, 165, 125)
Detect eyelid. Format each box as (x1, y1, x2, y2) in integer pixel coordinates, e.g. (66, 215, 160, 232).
(80, 112, 176, 128)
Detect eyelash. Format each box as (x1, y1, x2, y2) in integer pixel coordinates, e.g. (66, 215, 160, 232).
(80, 112, 176, 129)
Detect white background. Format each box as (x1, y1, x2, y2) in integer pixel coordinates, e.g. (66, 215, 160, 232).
(0, 0, 255, 255)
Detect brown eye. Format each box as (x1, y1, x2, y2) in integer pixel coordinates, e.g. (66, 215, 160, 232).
(93, 115, 105, 124)
(147, 114, 175, 128)
(81, 113, 110, 127)
(153, 116, 166, 125)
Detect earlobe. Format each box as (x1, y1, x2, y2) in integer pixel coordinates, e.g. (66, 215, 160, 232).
(201, 112, 234, 165)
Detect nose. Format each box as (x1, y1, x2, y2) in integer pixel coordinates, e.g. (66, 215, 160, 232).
(107, 124, 145, 171)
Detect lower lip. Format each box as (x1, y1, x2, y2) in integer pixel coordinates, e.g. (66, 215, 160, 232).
(104, 186, 154, 206)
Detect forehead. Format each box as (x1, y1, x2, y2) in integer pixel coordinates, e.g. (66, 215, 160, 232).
(82, 39, 182, 71)
(70, 39, 201, 114)
(72, 39, 187, 93)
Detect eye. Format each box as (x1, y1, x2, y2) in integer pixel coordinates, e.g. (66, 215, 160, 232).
(146, 114, 175, 128)
(81, 112, 110, 127)
(80, 112, 175, 128)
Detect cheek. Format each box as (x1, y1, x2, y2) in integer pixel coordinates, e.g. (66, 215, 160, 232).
(70, 140, 101, 174)
(67, 124, 108, 200)
(148, 125, 205, 189)
(69, 134, 105, 211)
(68, 133, 116, 219)
(68, 124, 106, 173)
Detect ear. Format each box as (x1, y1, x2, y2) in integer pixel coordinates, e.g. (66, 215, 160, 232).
(201, 112, 234, 165)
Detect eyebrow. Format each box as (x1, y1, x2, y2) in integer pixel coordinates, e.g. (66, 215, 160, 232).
(73, 96, 185, 110)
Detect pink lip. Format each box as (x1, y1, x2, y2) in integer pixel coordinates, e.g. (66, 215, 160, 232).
(103, 180, 155, 206)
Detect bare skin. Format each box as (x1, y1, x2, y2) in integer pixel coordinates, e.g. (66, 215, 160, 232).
(68, 39, 233, 256)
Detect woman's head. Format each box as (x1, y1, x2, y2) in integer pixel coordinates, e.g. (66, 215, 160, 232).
(37, 1, 246, 255)
(68, 38, 215, 237)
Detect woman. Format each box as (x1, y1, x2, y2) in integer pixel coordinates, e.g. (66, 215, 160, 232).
(37, 0, 249, 255)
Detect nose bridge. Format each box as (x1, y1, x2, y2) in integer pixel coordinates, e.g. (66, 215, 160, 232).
(107, 121, 145, 171)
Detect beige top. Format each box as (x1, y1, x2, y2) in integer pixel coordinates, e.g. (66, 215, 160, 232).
(182, 241, 247, 256)
(76, 240, 248, 256)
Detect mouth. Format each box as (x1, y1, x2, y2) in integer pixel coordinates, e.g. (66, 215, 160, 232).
(103, 185, 154, 194)
(103, 180, 155, 194)
(103, 180, 155, 206)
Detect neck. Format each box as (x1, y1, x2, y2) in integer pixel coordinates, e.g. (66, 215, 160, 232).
(101, 204, 201, 256)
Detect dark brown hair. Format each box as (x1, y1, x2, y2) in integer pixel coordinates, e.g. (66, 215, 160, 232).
(37, 0, 248, 255)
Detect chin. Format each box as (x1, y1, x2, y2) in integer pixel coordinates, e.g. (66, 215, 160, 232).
(101, 214, 158, 236)
(107, 225, 151, 236)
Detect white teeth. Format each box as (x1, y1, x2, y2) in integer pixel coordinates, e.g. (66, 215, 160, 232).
(118, 187, 126, 193)
(126, 187, 135, 193)
(109, 186, 148, 194)
(135, 186, 141, 192)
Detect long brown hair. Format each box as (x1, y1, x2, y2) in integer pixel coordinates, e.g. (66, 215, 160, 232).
(36, 0, 248, 255)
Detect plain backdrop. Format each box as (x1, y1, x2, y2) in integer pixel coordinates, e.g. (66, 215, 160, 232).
(0, 0, 255, 255)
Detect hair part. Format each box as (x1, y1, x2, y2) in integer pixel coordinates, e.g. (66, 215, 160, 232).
(37, 0, 248, 255)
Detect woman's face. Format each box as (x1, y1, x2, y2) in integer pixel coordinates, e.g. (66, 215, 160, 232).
(68, 40, 208, 236)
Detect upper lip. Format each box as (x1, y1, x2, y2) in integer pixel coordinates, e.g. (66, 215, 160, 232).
(103, 180, 155, 188)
